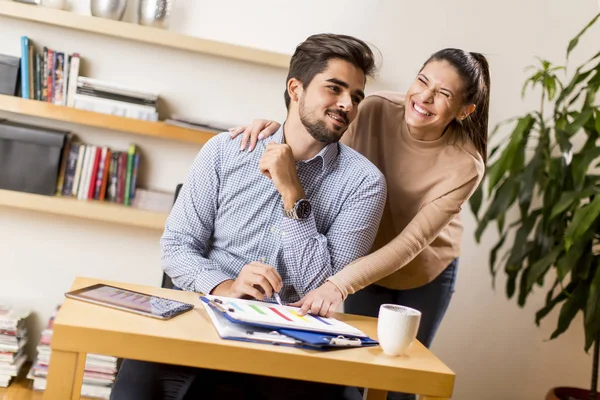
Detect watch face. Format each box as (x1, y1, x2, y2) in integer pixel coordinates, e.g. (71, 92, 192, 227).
(296, 199, 312, 219)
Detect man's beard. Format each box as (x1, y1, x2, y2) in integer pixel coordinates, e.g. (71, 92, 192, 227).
(299, 98, 348, 144)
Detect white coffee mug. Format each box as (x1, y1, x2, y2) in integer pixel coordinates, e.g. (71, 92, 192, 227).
(377, 304, 421, 356)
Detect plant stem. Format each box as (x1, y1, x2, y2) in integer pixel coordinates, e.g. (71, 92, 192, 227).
(540, 86, 545, 120)
(592, 336, 599, 400)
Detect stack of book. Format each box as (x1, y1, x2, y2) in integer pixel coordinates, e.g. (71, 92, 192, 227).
(29, 308, 117, 399)
(19, 36, 159, 121)
(165, 114, 229, 132)
(72, 77, 159, 122)
(0, 306, 30, 388)
(56, 139, 140, 206)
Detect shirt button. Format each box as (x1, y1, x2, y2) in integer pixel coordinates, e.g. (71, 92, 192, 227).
(270, 226, 275, 233)
(261, 257, 266, 263)
(281, 232, 286, 238)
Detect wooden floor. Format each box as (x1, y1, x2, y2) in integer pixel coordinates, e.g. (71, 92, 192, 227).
(0, 363, 94, 400)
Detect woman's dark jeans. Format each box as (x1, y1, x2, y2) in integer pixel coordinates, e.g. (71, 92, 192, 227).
(344, 258, 458, 400)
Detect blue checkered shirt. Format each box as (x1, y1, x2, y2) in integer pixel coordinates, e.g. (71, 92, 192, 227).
(160, 126, 387, 303)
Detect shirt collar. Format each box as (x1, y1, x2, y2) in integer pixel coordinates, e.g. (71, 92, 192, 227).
(268, 124, 339, 171)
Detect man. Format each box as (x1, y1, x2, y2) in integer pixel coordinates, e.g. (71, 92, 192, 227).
(111, 33, 386, 400)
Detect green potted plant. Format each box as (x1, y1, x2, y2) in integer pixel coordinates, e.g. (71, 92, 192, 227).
(470, 13, 600, 400)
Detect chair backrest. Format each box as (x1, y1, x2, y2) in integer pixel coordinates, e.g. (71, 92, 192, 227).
(174, 183, 183, 204)
(160, 183, 183, 290)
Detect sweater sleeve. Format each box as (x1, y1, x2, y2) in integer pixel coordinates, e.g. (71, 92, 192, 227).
(327, 168, 482, 298)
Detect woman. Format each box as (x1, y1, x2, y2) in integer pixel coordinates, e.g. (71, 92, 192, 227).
(230, 48, 489, 371)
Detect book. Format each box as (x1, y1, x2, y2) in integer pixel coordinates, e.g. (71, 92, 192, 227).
(124, 144, 136, 206)
(77, 76, 159, 101)
(66, 53, 80, 107)
(0, 306, 30, 331)
(20, 36, 29, 99)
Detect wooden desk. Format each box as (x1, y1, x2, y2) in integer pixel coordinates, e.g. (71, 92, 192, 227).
(44, 277, 455, 400)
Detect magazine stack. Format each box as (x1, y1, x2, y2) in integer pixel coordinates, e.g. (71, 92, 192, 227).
(28, 307, 117, 399)
(0, 306, 30, 388)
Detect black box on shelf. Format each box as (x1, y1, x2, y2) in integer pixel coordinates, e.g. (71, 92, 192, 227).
(0, 120, 68, 196)
(0, 54, 20, 96)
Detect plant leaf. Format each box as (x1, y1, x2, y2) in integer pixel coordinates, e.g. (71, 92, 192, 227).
(566, 13, 600, 59)
(565, 108, 594, 136)
(506, 272, 517, 299)
(497, 214, 506, 234)
(536, 282, 577, 325)
(545, 75, 557, 100)
(550, 187, 600, 220)
(508, 211, 541, 267)
(550, 282, 587, 340)
(469, 184, 483, 220)
(487, 116, 534, 193)
(489, 117, 519, 139)
(518, 265, 531, 307)
(564, 196, 600, 251)
(584, 260, 600, 351)
(556, 69, 594, 110)
(525, 245, 563, 293)
(475, 178, 519, 242)
(519, 143, 545, 215)
(596, 110, 600, 138)
(556, 238, 589, 281)
(490, 234, 507, 287)
(572, 147, 600, 190)
(554, 128, 573, 157)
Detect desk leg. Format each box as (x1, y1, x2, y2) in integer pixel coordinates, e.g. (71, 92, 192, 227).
(365, 388, 388, 400)
(44, 350, 86, 400)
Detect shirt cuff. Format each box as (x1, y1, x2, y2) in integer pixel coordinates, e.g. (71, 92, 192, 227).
(281, 214, 318, 245)
(195, 270, 234, 295)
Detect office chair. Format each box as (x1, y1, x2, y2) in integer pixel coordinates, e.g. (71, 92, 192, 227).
(160, 183, 183, 289)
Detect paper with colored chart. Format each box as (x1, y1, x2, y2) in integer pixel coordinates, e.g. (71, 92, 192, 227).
(203, 295, 367, 337)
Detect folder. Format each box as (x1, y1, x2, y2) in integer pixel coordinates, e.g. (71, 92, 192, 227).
(200, 296, 378, 350)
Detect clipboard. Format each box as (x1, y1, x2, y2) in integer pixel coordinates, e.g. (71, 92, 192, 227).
(200, 295, 368, 337)
(200, 296, 378, 350)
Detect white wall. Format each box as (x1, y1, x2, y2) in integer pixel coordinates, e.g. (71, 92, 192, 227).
(1, 0, 599, 398)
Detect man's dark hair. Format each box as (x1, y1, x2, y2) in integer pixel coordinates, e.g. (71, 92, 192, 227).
(284, 33, 376, 109)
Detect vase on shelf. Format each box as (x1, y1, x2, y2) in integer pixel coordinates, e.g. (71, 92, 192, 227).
(138, 0, 174, 29)
(90, 0, 127, 21)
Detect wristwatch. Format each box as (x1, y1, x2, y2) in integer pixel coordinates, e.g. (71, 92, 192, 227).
(283, 199, 312, 220)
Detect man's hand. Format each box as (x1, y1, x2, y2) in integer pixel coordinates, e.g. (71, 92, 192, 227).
(259, 143, 305, 209)
(212, 262, 283, 300)
(290, 281, 344, 317)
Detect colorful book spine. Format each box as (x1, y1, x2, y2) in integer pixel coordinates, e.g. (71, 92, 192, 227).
(53, 52, 65, 106)
(129, 152, 140, 203)
(107, 152, 120, 202)
(62, 142, 81, 197)
(99, 149, 112, 201)
(28, 41, 34, 99)
(42, 47, 49, 102)
(20, 36, 29, 99)
(46, 49, 54, 103)
(93, 147, 108, 200)
(55, 133, 73, 195)
(124, 144, 136, 206)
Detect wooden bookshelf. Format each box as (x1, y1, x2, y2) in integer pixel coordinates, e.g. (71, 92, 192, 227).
(0, 94, 217, 145)
(0, 0, 290, 69)
(0, 189, 168, 230)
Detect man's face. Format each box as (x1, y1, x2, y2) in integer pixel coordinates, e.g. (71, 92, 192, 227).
(297, 59, 366, 144)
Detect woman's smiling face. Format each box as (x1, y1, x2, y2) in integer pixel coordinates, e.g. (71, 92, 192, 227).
(404, 60, 469, 140)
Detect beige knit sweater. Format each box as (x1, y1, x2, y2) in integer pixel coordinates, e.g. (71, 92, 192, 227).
(327, 92, 485, 297)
